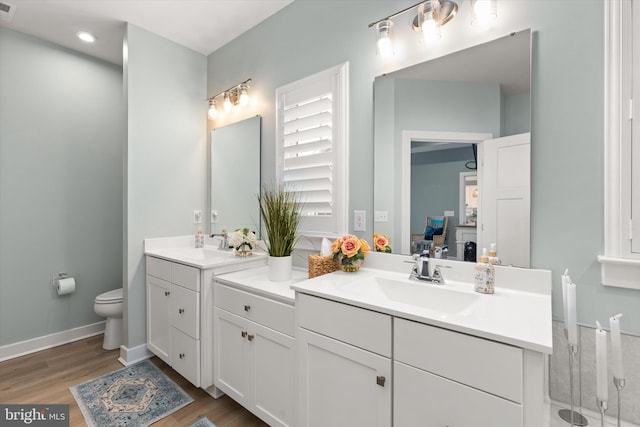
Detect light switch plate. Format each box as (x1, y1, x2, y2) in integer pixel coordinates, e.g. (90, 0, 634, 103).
(444, 210, 455, 217)
(354, 210, 366, 232)
(211, 210, 219, 223)
(193, 210, 202, 224)
(375, 211, 389, 222)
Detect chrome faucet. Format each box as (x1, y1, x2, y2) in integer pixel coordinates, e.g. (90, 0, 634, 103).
(210, 230, 229, 250)
(409, 252, 431, 281)
(430, 265, 452, 285)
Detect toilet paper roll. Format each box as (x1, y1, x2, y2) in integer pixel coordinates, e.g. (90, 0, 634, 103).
(55, 277, 76, 295)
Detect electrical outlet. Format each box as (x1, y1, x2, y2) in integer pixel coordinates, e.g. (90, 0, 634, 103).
(374, 211, 389, 222)
(193, 210, 202, 224)
(354, 210, 366, 232)
(211, 210, 219, 223)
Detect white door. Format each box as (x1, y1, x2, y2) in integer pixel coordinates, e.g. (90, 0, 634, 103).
(214, 308, 250, 405)
(146, 276, 171, 363)
(479, 132, 531, 267)
(251, 322, 295, 427)
(297, 328, 391, 427)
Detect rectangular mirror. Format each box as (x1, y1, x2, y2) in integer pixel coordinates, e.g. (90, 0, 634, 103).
(374, 30, 531, 267)
(210, 115, 261, 237)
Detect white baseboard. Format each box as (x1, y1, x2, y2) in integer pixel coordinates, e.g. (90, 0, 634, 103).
(118, 343, 153, 366)
(0, 321, 105, 362)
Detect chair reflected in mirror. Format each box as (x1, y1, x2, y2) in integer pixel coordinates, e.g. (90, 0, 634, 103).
(411, 216, 448, 256)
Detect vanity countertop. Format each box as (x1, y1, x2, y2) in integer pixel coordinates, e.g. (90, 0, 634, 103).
(215, 266, 307, 305)
(292, 266, 553, 354)
(144, 235, 267, 269)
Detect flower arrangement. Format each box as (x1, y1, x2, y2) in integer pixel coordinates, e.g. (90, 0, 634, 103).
(228, 228, 257, 256)
(373, 233, 392, 253)
(331, 234, 371, 272)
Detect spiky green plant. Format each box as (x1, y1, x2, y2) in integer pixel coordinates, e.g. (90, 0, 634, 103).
(258, 184, 302, 257)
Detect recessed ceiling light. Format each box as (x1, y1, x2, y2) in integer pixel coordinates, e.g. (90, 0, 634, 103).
(76, 31, 96, 43)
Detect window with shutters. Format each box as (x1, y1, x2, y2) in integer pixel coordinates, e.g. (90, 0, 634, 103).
(600, 0, 640, 289)
(275, 63, 348, 236)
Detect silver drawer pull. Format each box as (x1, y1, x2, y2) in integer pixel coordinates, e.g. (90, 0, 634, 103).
(244, 304, 251, 312)
(164, 291, 170, 296)
(179, 353, 185, 359)
(241, 331, 247, 338)
(178, 308, 185, 314)
(247, 334, 254, 341)
(376, 376, 386, 387)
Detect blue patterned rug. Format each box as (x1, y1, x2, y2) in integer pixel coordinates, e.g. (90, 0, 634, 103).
(70, 359, 193, 427)
(189, 417, 216, 427)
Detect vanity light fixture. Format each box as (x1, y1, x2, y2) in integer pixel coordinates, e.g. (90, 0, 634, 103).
(470, 0, 497, 27)
(376, 20, 394, 58)
(206, 78, 252, 119)
(418, 1, 442, 43)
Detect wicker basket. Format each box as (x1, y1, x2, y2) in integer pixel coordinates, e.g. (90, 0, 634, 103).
(308, 254, 339, 278)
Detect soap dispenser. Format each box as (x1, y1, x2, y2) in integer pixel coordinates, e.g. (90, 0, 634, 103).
(195, 229, 204, 248)
(488, 243, 501, 266)
(474, 248, 495, 294)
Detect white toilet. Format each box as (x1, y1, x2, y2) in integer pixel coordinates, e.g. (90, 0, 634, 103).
(94, 288, 123, 350)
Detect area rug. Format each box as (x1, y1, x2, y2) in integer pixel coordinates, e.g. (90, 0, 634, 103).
(70, 359, 193, 427)
(189, 417, 216, 427)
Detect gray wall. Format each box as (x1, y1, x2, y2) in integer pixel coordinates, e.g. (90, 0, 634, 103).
(207, 0, 640, 334)
(124, 24, 207, 348)
(0, 29, 123, 345)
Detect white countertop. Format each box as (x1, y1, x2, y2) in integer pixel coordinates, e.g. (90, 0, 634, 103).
(292, 266, 553, 354)
(215, 266, 307, 305)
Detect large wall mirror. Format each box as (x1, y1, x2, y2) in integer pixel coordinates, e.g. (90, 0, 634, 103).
(210, 115, 261, 237)
(373, 29, 531, 267)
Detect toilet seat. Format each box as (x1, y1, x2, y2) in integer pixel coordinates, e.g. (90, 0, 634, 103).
(95, 288, 123, 304)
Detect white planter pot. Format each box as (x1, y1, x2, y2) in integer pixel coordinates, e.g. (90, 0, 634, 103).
(269, 255, 292, 282)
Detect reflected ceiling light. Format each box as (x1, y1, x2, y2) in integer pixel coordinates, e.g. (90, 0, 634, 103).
(206, 78, 252, 120)
(471, 0, 497, 27)
(76, 31, 96, 43)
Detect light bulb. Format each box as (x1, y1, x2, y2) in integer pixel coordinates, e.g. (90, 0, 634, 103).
(420, 1, 441, 43)
(376, 20, 394, 58)
(208, 99, 217, 119)
(472, 0, 497, 27)
(422, 19, 441, 42)
(239, 85, 249, 106)
(223, 92, 232, 112)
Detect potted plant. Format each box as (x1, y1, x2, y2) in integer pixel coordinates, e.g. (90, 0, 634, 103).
(258, 184, 302, 281)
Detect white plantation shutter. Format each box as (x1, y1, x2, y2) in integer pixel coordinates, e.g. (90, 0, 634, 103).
(276, 63, 348, 235)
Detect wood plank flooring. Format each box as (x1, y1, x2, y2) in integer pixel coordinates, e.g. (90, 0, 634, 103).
(0, 335, 269, 427)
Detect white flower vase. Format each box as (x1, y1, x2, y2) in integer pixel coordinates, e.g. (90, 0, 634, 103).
(269, 255, 292, 282)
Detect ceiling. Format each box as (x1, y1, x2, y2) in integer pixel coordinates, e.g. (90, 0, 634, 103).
(0, 0, 294, 65)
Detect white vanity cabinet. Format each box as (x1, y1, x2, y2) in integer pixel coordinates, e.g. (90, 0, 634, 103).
(213, 278, 296, 427)
(393, 318, 523, 427)
(296, 294, 392, 427)
(146, 256, 201, 386)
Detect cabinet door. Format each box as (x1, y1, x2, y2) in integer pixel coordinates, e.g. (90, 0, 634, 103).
(251, 322, 295, 427)
(171, 327, 200, 387)
(171, 284, 199, 338)
(214, 308, 250, 406)
(297, 328, 391, 427)
(146, 276, 171, 364)
(394, 361, 522, 427)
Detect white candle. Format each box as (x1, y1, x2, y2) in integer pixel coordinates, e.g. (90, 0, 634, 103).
(561, 269, 569, 334)
(596, 321, 608, 402)
(610, 313, 624, 380)
(566, 281, 578, 346)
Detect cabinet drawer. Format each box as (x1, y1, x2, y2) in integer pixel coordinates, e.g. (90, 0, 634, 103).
(172, 262, 200, 291)
(147, 256, 171, 281)
(298, 294, 391, 357)
(171, 285, 200, 338)
(215, 283, 294, 336)
(171, 327, 200, 387)
(395, 317, 522, 403)
(394, 361, 522, 427)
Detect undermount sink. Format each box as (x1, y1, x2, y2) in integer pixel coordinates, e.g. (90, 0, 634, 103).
(163, 246, 233, 260)
(373, 277, 479, 314)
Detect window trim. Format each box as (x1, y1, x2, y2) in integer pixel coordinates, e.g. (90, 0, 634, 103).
(599, 0, 640, 289)
(275, 62, 349, 245)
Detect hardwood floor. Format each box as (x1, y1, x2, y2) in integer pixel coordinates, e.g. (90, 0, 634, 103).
(0, 335, 269, 427)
